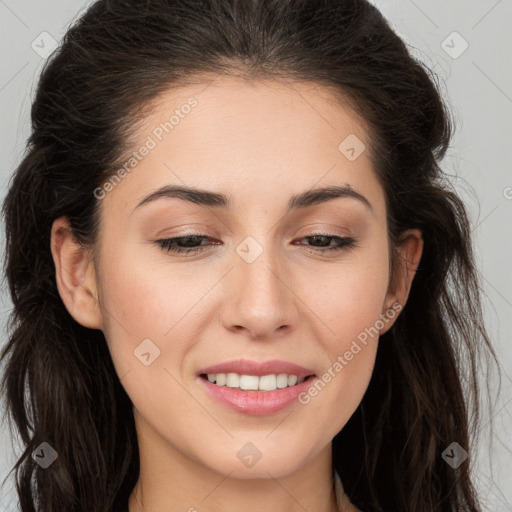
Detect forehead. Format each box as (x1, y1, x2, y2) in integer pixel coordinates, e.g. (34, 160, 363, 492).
(101, 75, 384, 217)
(132, 75, 371, 151)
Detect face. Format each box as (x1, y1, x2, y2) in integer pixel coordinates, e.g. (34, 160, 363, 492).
(53, 76, 420, 480)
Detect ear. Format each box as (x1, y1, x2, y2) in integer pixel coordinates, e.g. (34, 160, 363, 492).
(380, 229, 423, 335)
(50, 216, 103, 330)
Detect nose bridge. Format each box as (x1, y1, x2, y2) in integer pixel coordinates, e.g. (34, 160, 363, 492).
(238, 235, 282, 296)
(223, 234, 297, 336)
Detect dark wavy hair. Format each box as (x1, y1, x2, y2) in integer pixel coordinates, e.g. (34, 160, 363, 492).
(0, 0, 500, 510)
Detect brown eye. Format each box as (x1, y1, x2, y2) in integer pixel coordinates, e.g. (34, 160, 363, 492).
(157, 234, 216, 254)
(292, 234, 357, 253)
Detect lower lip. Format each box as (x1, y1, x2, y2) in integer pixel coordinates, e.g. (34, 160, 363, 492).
(197, 375, 317, 415)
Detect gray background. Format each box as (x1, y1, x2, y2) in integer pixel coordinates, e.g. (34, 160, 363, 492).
(1, 0, 511, 510)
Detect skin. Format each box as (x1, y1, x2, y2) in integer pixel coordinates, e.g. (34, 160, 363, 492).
(50, 76, 423, 512)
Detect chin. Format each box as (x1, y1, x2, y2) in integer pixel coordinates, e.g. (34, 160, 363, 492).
(199, 446, 311, 480)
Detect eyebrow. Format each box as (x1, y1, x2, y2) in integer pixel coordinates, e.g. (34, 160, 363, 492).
(132, 184, 372, 214)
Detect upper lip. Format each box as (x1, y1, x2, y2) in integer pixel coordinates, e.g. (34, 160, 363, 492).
(197, 359, 316, 378)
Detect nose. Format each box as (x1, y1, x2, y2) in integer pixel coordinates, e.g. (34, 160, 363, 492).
(221, 238, 299, 339)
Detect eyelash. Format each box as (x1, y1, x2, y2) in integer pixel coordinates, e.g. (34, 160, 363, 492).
(155, 233, 357, 255)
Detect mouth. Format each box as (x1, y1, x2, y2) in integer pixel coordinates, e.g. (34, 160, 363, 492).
(199, 372, 316, 392)
(197, 371, 318, 415)
(195, 359, 318, 414)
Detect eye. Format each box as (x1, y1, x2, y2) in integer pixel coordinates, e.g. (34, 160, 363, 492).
(156, 234, 217, 255)
(155, 233, 357, 256)
(293, 234, 357, 253)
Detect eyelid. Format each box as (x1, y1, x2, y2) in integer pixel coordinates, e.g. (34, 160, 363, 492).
(155, 231, 357, 256)
(152, 220, 356, 247)
(155, 224, 220, 239)
(155, 227, 352, 243)
(292, 221, 354, 237)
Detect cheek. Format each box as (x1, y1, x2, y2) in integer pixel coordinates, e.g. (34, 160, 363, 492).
(97, 238, 205, 338)
(95, 241, 195, 382)
(296, 244, 389, 420)
(302, 244, 390, 345)
(95, 250, 199, 418)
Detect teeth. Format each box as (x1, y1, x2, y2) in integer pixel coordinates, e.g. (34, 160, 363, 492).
(204, 372, 306, 391)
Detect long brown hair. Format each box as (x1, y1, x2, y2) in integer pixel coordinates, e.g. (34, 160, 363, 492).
(0, 0, 500, 510)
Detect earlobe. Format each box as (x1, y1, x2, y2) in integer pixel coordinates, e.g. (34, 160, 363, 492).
(50, 217, 103, 330)
(380, 229, 424, 335)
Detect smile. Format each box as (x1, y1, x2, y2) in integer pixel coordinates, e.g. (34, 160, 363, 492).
(200, 372, 314, 391)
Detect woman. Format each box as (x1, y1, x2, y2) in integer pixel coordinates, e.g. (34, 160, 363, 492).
(0, 0, 499, 510)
